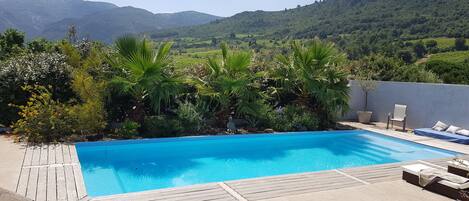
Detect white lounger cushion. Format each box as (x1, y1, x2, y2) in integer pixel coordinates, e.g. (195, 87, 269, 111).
(403, 164, 469, 189)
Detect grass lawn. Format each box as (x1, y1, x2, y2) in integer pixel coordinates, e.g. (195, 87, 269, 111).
(428, 50, 469, 63)
(409, 37, 468, 49)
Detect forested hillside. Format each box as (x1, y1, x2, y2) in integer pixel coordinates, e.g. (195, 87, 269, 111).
(0, 0, 221, 42)
(152, 0, 469, 40)
(42, 8, 221, 43)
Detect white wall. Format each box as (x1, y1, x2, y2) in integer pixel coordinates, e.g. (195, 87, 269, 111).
(345, 80, 469, 129)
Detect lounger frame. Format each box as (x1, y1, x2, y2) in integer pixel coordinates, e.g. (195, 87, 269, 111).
(449, 166, 469, 178)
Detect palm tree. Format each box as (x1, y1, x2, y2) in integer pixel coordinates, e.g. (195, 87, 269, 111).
(273, 40, 349, 126)
(110, 36, 182, 123)
(193, 43, 267, 126)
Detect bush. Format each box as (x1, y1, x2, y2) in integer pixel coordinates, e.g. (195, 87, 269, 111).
(176, 102, 203, 132)
(69, 70, 107, 135)
(392, 64, 441, 83)
(114, 120, 139, 139)
(0, 53, 73, 125)
(455, 38, 468, 51)
(425, 60, 469, 84)
(271, 105, 320, 132)
(142, 115, 182, 137)
(10, 67, 108, 143)
(11, 85, 76, 143)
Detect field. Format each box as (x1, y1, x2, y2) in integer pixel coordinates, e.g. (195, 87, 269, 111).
(428, 51, 469, 63)
(409, 37, 469, 49)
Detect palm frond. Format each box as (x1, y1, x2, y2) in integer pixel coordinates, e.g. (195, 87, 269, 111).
(115, 36, 139, 60)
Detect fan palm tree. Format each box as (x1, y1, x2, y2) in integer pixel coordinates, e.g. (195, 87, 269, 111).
(193, 43, 267, 126)
(273, 40, 349, 125)
(110, 36, 182, 123)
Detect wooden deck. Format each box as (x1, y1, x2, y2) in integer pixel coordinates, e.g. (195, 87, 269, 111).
(14, 143, 465, 201)
(16, 144, 87, 201)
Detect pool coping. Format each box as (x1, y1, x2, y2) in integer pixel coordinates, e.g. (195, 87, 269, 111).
(14, 123, 469, 201)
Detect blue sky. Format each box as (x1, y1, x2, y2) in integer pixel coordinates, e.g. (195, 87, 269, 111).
(91, 0, 314, 17)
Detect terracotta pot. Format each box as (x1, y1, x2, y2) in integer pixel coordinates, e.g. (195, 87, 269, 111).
(357, 111, 373, 124)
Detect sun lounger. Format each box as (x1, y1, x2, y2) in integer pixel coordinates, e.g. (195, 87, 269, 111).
(414, 128, 469, 144)
(402, 164, 469, 200)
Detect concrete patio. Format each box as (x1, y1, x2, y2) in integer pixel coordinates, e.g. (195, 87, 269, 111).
(1, 122, 468, 201)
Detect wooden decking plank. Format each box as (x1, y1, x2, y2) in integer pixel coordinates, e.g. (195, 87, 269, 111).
(47, 167, 57, 201)
(233, 176, 359, 194)
(73, 164, 87, 200)
(16, 167, 30, 196)
(228, 173, 337, 188)
(93, 184, 222, 201)
(49, 144, 57, 165)
(151, 190, 231, 201)
(36, 166, 48, 201)
(343, 168, 403, 177)
(63, 144, 72, 164)
(23, 146, 34, 167)
(64, 165, 78, 200)
(244, 180, 362, 200)
(56, 144, 64, 164)
(128, 186, 222, 199)
(26, 167, 39, 200)
(424, 158, 451, 167)
(56, 166, 67, 201)
(228, 172, 345, 189)
(227, 171, 334, 186)
(31, 146, 41, 166)
(128, 184, 221, 197)
(40, 144, 49, 165)
(232, 175, 355, 192)
(69, 145, 80, 163)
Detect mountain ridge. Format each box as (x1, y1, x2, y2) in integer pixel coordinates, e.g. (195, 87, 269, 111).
(0, 0, 222, 42)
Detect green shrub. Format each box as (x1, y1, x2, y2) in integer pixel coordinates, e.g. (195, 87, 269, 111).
(69, 70, 107, 135)
(0, 53, 73, 125)
(11, 85, 76, 143)
(425, 60, 469, 84)
(142, 115, 182, 137)
(114, 120, 140, 139)
(392, 64, 442, 83)
(176, 102, 203, 132)
(271, 105, 320, 132)
(10, 66, 108, 143)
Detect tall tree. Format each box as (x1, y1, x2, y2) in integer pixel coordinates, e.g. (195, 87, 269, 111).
(455, 38, 468, 51)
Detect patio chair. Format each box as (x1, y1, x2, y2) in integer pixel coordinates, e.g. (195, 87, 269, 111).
(387, 104, 407, 131)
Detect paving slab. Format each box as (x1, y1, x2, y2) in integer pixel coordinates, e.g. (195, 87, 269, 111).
(0, 135, 26, 192)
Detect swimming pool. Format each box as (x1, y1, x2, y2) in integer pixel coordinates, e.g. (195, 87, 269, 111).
(76, 130, 459, 197)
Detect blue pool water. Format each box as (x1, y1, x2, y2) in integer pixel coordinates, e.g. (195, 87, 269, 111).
(76, 130, 459, 197)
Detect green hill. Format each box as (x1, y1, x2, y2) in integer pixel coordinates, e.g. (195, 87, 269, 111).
(42, 8, 221, 43)
(0, 0, 117, 37)
(150, 0, 469, 40)
(0, 0, 222, 42)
